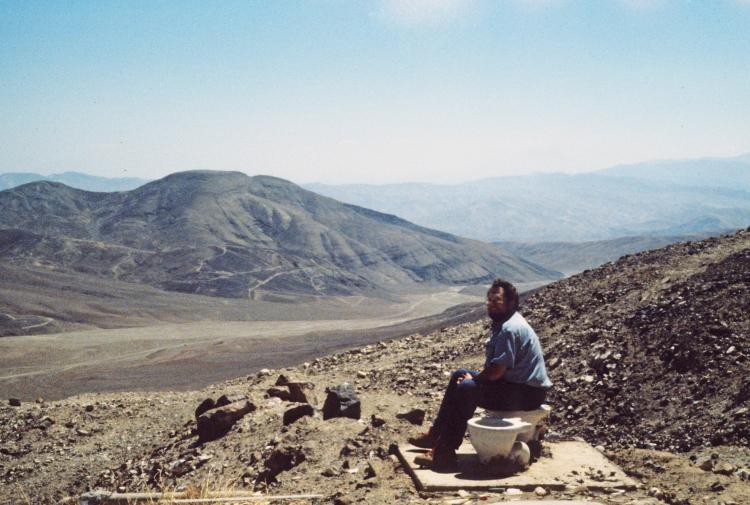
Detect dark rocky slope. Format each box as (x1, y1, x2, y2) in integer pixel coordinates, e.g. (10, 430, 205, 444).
(525, 228, 750, 452)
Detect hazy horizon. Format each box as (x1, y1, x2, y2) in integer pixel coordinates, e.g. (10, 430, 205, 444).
(2, 1, 749, 184)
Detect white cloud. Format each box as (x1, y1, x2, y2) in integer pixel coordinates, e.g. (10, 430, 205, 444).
(378, 0, 479, 26)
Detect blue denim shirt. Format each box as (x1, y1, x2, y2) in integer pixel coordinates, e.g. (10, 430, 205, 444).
(485, 311, 552, 389)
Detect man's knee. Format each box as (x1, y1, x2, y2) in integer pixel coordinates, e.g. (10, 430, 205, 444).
(450, 368, 471, 381)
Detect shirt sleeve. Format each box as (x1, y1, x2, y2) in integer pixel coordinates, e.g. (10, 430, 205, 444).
(489, 331, 515, 368)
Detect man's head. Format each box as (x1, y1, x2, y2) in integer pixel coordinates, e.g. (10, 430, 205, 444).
(486, 278, 519, 322)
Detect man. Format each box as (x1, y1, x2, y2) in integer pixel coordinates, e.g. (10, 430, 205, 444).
(409, 278, 552, 469)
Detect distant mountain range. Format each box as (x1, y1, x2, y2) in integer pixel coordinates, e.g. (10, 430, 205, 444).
(0, 171, 148, 192)
(0, 171, 559, 300)
(307, 153, 750, 242)
(495, 231, 728, 276)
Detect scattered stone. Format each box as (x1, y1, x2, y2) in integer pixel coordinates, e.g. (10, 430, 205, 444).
(258, 368, 271, 377)
(256, 445, 306, 484)
(534, 486, 548, 496)
(370, 414, 386, 428)
(321, 466, 340, 477)
(35, 397, 44, 404)
(322, 383, 361, 420)
(196, 400, 256, 442)
(84, 404, 94, 412)
(699, 459, 714, 471)
(396, 408, 425, 425)
(505, 487, 523, 495)
(8, 398, 21, 407)
(282, 404, 314, 426)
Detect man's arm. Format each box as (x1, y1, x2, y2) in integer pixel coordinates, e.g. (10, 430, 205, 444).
(476, 363, 507, 382)
(457, 363, 507, 384)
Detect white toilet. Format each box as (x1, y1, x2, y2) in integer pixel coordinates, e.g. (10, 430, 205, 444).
(467, 404, 552, 464)
(466, 416, 532, 464)
(485, 404, 552, 442)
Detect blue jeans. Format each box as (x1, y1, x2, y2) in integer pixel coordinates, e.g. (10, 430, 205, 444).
(432, 368, 547, 450)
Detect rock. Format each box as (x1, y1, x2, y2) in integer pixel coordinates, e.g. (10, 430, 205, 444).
(647, 487, 663, 499)
(699, 459, 714, 471)
(505, 487, 523, 495)
(256, 445, 306, 484)
(370, 414, 386, 428)
(396, 408, 425, 425)
(257, 368, 271, 377)
(713, 462, 735, 475)
(275, 374, 290, 386)
(8, 398, 20, 407)
(266, 387, 292, 401)
(195, 398, 216, 419)
(282, 404, 314, 426)
(85, 404, 94, 412)
(332, 496, 352, 505)
(287, 382, 316, 404)
(456, 489, 470, 497)
(216, 394, 248, 408)
(534, 486, 548, 496)
(323, 383, 361, 420)
(196, 400, 256, 442)
(321, 466, 340, 477)
(35, 397, 44, 404)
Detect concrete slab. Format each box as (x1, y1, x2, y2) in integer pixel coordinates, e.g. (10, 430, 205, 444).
(396, 440, 637, 492)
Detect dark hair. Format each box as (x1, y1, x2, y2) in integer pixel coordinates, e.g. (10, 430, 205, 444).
(487, 278, 519, 314)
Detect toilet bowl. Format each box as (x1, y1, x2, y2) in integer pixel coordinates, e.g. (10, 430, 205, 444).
(484, 404, 552, 442)
(466, 416, 532, 463)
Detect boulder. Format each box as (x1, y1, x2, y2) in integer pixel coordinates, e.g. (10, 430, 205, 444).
(194, 398, 216, 419)
(283, 404, 315, 426)
(8, 398, 20, 407)
(323, 383, 361, 420)
(197, 400, 256, 442)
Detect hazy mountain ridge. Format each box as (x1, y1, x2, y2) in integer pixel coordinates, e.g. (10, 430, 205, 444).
(0, 171, 149, 192)
(306, 154, 750, 242)
(496, 231, 730, 275)
(0, 171, 559, 301)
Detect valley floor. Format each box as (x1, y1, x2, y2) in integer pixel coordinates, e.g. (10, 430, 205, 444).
(0, 286, 485, 401)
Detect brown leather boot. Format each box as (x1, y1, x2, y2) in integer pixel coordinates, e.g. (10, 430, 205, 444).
(408, 427, 437, 449)
(413, 446, 458, 470)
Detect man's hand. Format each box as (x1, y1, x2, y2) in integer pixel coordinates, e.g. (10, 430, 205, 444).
(456, 372, 473, 384)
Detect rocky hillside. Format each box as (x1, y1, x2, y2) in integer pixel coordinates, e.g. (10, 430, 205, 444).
(1, 229, 749, 505)
(0, 171, 558, 301)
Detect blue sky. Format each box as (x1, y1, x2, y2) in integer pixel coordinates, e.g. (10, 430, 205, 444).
(2, 0, 749, 183)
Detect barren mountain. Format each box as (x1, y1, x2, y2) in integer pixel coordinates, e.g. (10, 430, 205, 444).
(0, 171, 559, 302)
(2, 229, 748, 505)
